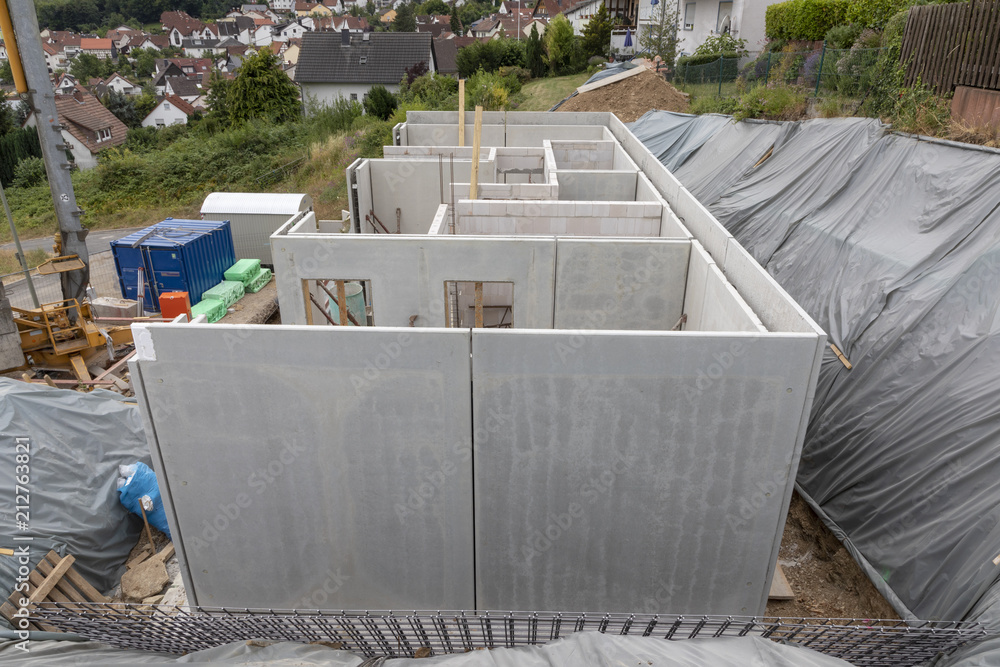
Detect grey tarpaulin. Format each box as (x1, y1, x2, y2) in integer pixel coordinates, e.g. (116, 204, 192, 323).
(0, 379, 149, 601)
(627, 110, 1000, 665)
(628, 111, 732, 170)
(0, 634, 853, 666)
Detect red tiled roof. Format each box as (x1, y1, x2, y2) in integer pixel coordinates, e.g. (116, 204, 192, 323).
(80, 38, 114, 50)
(163, 94, 197, 116)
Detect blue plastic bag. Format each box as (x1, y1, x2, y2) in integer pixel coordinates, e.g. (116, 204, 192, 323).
(118, 462, 171, 539)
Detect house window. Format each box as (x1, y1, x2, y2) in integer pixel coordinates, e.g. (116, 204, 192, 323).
(96, 127, 112, 142)
(156, 120, 166, 127)
(717, 1, 733, 33)
(164, 102, 171, 110)
(350, 93, 358, 101)
(684, 2, 695, 30)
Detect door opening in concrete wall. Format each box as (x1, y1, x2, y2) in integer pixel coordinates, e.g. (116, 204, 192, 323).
(302, 279, 373, 326)
(444, 281, 513, 328)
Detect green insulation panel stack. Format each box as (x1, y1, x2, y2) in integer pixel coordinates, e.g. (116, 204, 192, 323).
(247, 268, 273, 293)
(224, 259, 262, 286)
(191, 298, 226, 323)
(202, 280, 245, 307)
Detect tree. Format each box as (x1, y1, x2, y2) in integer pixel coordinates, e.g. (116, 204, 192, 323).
(134, 92, 159, 121)
(637, 3, 680, 66)
(103, 89, 140, 128)
(581, 3, 611, 59)
(133, 48, 160, 79)
(363, 85, 398, 120)
(205, 69, 233, 122)
(0, 59, 12, 85)
(226, 49, 301, 123)
(418, 0, 448, 14)
(450, 5, 461, 34)
(526, 23, 545, 78)
(392, 3, 416, 31)
(0, 91, 16, 137)
(70, 53, 103, 82)
(543, 14, 579, 75)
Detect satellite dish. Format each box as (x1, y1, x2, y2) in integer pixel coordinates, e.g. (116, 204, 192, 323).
(719, 15, 731, 34)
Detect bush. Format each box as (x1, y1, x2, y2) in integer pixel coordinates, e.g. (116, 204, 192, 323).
(363, 85, 398, 120)
(466, 69, 522, 110)
(307, 96, 364, 140)
(456, 38, 527, 78)
(694, 34, 748, 57)
(0, 127, 42, 187)
(398, 72, 459, 109)
(12, 157, 46, 189)
(731, 84, 808, 121)
(824, 23, 862, 49)
(765, 0, 850, 41)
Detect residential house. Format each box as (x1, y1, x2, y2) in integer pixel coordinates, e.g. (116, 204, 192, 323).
(0, 41, 7, 60)
(41, 43, 64, 71)
(184, 38, 228, 58)
(676, 0, 782, 53)
(531, 0, 602, 33)
(24, 87, 127, 169)
(215, 17, 256, 45)
(95, 72, 140, 97)
(273, 21, 309, 42)
(163, 75, 204, 104)
(271, 0, 296, 11)
(252, 21, 276, 46)
(330, 16, 370, 33)
(141, 94, 197, 128)
(296, 1, 333, 16)
(162, 10, 214, 47)
(497, 14, 546, 39)
(123, 34, 170, 54)
(79, 38, 116, 60)
(416, 14, 452, 38)
(54, 73, 79, 93)
(296, 30, 435, 107)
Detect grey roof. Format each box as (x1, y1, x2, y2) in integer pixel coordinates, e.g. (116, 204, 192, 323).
(296, 31, 433, 85)
(164, 75, 203, 97)
(182, 37, 221, 48)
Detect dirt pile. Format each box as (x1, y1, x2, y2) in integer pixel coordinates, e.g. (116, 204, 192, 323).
(767, 493, 899, 620)
(557, 68, 689, 122)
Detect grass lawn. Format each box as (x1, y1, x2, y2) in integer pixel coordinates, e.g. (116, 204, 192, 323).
(518, 72, 592, 112)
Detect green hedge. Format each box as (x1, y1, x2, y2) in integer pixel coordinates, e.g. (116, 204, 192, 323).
(675, 51, 741, 82)
(845, 0, 911, 29)
(765, 0, 850, 41)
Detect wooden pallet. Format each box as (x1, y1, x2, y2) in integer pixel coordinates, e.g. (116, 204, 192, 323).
(0, 550, 108, 631)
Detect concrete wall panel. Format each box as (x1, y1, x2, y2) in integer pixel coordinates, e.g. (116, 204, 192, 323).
(553, 239, 690, 330)
(271, 234, 556, 328)
(557, 171, 638, 201)
(471, 329, 822, 614)
(131, 324, 476, 610)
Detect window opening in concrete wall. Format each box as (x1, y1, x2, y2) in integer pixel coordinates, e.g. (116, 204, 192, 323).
(302, 279, 373, 326)
(444, 281, 513, 328)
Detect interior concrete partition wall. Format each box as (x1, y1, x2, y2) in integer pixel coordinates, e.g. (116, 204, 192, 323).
(454, 199, 663, 237)
(270, 232, 557, 328)
(363, 159, 494, 235)
(129, 324, 476, 609)
(470, 328, 822, 614)
(556, 170, 639, 201)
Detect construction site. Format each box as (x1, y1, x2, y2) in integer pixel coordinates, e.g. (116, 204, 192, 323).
(1, 7, 1000, 667)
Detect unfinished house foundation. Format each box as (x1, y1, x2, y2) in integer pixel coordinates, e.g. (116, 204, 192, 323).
(129, 112, 827, 617)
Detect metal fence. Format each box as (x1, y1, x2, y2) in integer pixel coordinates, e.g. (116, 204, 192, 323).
(31, 602, 985, 664)
(2, 250, 123, 311)
(676, 46, 886, 98)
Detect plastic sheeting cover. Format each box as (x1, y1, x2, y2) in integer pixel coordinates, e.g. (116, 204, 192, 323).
(0, 634, 853, 666)
(0, 380, 149, 600)
(628, 111, 732, 170)
(626, 110, 1000, 666)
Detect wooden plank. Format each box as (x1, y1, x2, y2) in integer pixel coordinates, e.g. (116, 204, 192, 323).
(768, 563, 795, 600)
(93, 349, 136, 381)
(336, 280, 348, 327)
(458, 79, 465, 147)
(28, 553, 74, 603)
(301, 281, 314, 326)
(468, 105, 483, 201)
(474, 282, 484, 328)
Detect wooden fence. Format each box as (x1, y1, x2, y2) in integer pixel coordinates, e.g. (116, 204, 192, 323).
(901, 0, 1000, 94)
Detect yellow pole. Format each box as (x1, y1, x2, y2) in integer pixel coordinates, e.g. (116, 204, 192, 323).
(469, 105, 483, 201)
(458, 79, 465, 147)
(0, 0, 27, 93)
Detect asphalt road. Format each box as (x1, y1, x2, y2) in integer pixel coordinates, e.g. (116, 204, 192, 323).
(2, 227, 143, 308)
(0, 227, 144, 256)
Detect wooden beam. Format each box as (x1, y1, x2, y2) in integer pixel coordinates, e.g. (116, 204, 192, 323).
(336, 280, 349, 327)
(474, 282, 484, 328)
(768, 563, 795, 600)
(302, 281, 314, 326)
(458, 79, 465, 147)
(469, 105, 483, 201)
(29, 554, 75, 604)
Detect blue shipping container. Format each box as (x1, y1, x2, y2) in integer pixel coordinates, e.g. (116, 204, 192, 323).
(111, 219, 236, 311)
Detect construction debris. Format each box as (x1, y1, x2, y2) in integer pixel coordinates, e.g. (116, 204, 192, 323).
(1, 550, 108, 631)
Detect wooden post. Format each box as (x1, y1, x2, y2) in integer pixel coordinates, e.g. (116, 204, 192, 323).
(474, 282, 484, 328)
(458, 79, 465, 146)
(336, 280, 349, 326)
(469, 105, 483, 201)
(302, 281, 314, 325)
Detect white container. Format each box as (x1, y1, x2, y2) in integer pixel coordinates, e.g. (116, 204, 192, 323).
(200, 193, 313, 266)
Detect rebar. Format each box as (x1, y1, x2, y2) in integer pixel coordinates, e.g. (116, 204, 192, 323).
(30, 603, 984, 665)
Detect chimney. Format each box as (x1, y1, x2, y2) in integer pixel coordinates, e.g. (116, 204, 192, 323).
(341, 28, 350, 46)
